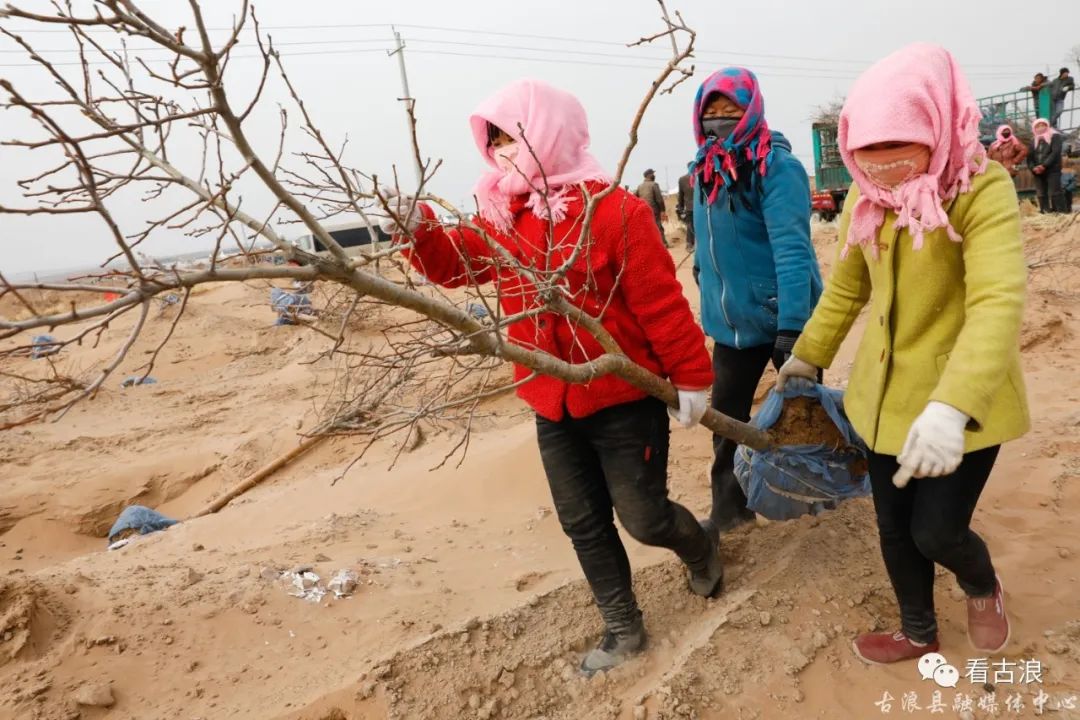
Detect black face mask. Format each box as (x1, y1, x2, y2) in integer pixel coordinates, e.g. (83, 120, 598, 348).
(1002, 130, 1012, 138)
(702, 117, 740, 141)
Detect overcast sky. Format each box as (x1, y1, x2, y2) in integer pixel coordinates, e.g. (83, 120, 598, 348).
(1, 0, 1077, 277)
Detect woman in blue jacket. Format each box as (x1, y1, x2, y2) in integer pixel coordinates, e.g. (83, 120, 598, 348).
(690, 68, 824, 538)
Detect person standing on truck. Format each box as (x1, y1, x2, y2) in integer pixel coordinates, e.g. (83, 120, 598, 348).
(1029, 117, 1064, 213)
(987, 125, 1028, 177)
(778, 43, 1028, 665)
(636, 169, 670, 247)
(378, 79, 724, 676)
(1049, 68, 1075, 129)
(677, 172, 695, 252)
(688, 67, 823, 539)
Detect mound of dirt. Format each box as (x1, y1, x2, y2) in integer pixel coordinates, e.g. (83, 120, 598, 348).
(0, 578, 63, 669)
(4, 217, 1080, 720)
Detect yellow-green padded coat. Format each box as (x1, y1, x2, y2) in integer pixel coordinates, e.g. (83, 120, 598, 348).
(794, 161, 1030, 455)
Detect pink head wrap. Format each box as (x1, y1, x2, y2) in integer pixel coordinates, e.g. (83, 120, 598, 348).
(469, 79, 610, 234)
(839, 43, 988, 257)
(989, 124, 1019, 152)
(1032, 118, 1056, 146)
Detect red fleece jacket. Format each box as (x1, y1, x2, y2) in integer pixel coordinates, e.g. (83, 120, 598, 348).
(405, 182, 713, 421)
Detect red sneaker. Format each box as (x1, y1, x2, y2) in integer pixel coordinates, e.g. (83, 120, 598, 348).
(852, 631, 940, 665)
(968, 576, 1010, 653)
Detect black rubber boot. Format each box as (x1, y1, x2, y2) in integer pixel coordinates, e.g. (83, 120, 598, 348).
(701, 509, 754, 545)
(687, 535, 725, 599)
(580, 620, 647, 676)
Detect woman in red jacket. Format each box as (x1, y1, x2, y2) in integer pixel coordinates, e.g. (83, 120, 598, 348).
(380, 79, 721, 675)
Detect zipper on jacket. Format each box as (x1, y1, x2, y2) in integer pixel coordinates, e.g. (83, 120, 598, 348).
(706, 204, 739, 348)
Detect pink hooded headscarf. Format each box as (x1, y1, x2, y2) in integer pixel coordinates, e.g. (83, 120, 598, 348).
(1032, 118, 1057, 147)
(839, 43, 988, 257)
(469, 79, 609, 234)
(989, 124, 1021, 152)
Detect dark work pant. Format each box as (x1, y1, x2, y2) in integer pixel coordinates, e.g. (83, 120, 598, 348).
(653, 211, 668, 244)
(537, 397, 712, 634)
(867, 447, 1000, 644)
(708, 343, 777, 528)
(683, 218, 696, 250)
(1034, 170, 1063, 213)
(1051, 97, 1065, 128)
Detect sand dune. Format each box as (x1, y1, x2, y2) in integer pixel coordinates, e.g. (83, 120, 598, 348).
(1, 216, 1079, 719)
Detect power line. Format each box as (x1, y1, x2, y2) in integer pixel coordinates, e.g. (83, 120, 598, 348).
(0, 42, 1029, 82)
(398, 24, 1047, 70)
(410, 38, 859, 76)
(406, 39, 1025, 79)
(409, 48, 666, 72)
(0, 47, 387, 68)
(0, 46, 844, 79)
(409, 49, 867, 80)
(2, 19, 1053, 70)
(0, 37, 391, 53)
(1, 21, 388, 33)
(0, 35, 1034, 81)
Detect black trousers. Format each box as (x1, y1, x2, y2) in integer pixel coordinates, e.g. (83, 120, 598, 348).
(683, 217, 696, 250)
(867, 447, 1000, 644)
(708, 343, 777, 528)
(708, 342, 822, 527)
(537, 397, 712, 634)
(652, 211, 668, 244)
(1034, 170, 1063, 213)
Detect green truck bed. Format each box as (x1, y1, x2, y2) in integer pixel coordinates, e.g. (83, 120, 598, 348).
(811, 85, 1077, 203)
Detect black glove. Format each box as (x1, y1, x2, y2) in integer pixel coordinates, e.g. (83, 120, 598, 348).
(772, 330, 800, 371)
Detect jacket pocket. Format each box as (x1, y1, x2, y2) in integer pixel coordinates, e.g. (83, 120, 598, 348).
(750, 277, 779, 318)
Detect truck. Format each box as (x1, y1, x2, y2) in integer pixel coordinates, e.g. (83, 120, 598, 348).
(292, 219, 392, 256)
(809, 121, 849, 221)
(810, 84, 1078, 217)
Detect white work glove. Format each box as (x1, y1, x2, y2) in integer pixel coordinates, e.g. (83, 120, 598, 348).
(668, 388, 709, 428)
(375, 190, 421, 235)
(892, 401, 969, 488)
(775, 354, 820, 392)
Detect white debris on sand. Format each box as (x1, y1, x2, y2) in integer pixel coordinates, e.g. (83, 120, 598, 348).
(281, 570, 326, 603)
(327, 569, 359, 598)
(277, 568, 361, 602)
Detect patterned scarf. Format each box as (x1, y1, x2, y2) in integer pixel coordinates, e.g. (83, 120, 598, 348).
(689, 68, 774, 205)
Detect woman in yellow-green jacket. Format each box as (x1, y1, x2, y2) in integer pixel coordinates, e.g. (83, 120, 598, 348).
(777, 43, 1029, 665)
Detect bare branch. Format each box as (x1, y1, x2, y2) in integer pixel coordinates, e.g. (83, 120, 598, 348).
(0, 0, 769, 463)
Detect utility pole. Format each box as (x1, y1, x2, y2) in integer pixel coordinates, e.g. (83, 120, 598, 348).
(388, 28, 423, 188)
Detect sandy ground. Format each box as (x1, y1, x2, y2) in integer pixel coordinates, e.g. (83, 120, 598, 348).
(1, 213, 1079, 720)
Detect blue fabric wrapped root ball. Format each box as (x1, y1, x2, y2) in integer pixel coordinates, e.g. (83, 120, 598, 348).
(270, 288, 314, 325)
(107, 504, 178, 545)
(734, 378, 871, 521)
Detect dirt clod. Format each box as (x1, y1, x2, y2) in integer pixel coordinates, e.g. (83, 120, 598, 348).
(767, 396, 868, 476)
(73, 681, 114, 708)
